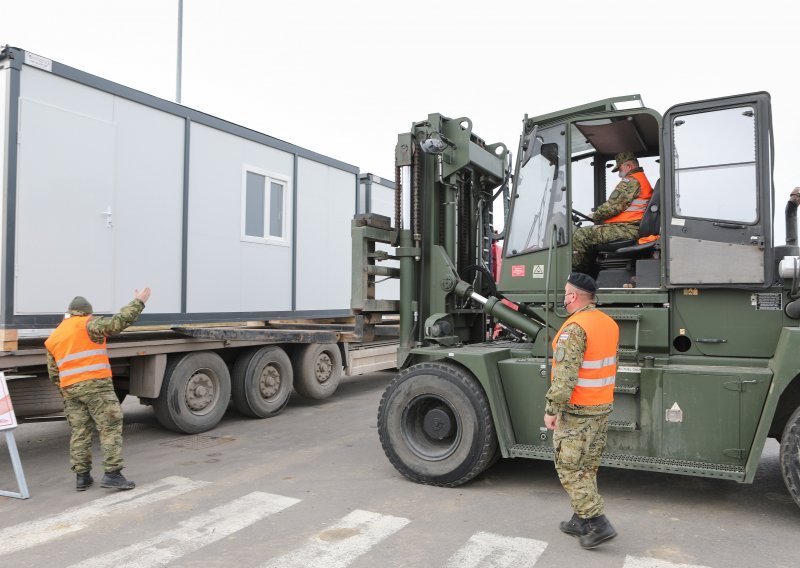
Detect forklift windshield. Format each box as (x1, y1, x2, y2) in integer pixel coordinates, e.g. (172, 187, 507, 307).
(506, 125, 568, 256)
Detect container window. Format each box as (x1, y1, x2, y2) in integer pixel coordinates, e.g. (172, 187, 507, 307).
(242, 168, 288, 243)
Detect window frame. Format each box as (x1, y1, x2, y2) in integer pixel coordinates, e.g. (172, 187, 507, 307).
(240, 165, 290, 246)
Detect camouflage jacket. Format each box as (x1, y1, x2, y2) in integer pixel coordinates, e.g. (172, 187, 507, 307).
(545, 304, 614, 417)
(46, 299, 146, 387)
(592, 167, 644, 223)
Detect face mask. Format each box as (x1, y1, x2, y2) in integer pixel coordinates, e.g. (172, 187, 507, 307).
(563, 293, 573, 309)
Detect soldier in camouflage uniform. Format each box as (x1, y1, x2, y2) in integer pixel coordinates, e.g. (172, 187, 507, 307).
(45, 289, 150, 491)
(544, 273, 618, 548)
(572, 151, 653, 274)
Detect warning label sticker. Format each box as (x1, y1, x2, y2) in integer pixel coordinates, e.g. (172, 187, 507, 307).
(752, 293, 782, 311)
(532, 265, 544, 279)
(511, 265, 525, 277)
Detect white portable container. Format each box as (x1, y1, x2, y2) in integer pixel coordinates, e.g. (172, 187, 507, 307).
(0, 47, 357, 332)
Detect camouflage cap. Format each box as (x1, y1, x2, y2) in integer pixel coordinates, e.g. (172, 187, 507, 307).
(68, 296, 93, 315)
(611, 151, 636, 172)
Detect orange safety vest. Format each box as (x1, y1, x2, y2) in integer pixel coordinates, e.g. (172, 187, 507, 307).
(44, 316, 111, 389)
(551, 309, 618, 406)
(605, 170, 653, 225)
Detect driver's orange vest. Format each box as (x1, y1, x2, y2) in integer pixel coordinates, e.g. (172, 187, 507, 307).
(605, 170, 653, 224)
(551, 309, 618, 406)
(45, 316, 111, 389)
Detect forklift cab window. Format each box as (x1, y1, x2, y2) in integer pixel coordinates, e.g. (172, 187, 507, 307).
(672, 106, 758, 224)
(506, 126, 568, 255)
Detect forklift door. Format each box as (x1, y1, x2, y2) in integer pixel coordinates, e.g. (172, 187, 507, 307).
(662, 92, 773, 287)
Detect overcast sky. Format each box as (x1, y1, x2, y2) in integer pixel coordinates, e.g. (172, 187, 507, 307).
(3, 0, 798, 241)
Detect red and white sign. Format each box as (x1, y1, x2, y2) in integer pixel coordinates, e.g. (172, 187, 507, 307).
(0, 373, 17, 431)
(511, 265, 526, 277)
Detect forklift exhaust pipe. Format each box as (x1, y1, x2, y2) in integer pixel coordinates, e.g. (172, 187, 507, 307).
(454, 281, 543, 341)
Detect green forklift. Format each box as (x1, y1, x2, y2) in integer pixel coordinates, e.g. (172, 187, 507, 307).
(362, 92, 800, 509)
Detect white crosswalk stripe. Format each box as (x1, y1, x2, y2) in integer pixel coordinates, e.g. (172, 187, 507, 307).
(445, 531, 548, 568)
(0, 475, 209, 557)
(259, 509, 410, 568)
(68, 491, 300, 568)
(0, 477, 723, 568)
(624, 556, 712, 568)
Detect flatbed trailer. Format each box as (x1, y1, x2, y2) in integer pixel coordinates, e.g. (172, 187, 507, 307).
(1, 313, 399, 433)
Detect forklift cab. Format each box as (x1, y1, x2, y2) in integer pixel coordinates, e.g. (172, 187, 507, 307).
(499, 92, 774, 301)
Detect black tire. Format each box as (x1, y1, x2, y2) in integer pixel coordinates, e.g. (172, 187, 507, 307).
(153, 352, 231, 434)
(231, 346, 293, 418)
(377, 361, 498, 487)
(291, 343, 343, 400)
(780, 405, 800, 509)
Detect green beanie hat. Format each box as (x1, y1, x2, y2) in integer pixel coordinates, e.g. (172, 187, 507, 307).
(68, 296, 93, 315)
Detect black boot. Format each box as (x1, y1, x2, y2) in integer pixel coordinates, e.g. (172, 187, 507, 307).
(559, 513, 588, 537)
(100, 469, 135, 490)
(579, 514, 617, 548)
(76, 471, 93, 491)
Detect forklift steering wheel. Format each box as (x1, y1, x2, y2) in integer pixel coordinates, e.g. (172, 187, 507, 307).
(571, 208, 593, 226)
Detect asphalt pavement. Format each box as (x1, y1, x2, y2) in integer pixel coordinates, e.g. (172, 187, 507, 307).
(1, 371, 798, 567)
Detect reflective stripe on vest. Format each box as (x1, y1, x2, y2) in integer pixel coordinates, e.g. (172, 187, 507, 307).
(44, 316, 111, 388)
(57, 349, 108, 366)
(605, 170, 653, 224)
(551, 308, 619, 406)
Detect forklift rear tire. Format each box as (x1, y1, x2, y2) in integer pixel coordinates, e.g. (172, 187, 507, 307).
(377, 361, 498, 487)
(292, 343, 342, 400)
(780, 405, 800, 509)
(231, 346, 293, 418)
(153, 352, 231, 434)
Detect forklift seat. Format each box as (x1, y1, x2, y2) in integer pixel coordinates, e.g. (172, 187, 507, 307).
(594, 180, 661, 288)
(596, 179, 661, 259)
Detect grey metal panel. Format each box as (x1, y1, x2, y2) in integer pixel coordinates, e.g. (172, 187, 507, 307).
(15, 96, 115, 313)
(186, 123, 293, 313)
(668, 236, 764, 285)
(0, 67, 7, 310)
(112, 97, 184, 313)
(295, 157, 356, 310)
(365, 174, 399, 301)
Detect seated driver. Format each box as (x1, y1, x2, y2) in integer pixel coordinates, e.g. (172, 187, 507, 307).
(572, 151, 653, 274)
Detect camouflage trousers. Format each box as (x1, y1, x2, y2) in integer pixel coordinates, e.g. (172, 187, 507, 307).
(572, 222, 639, 273)
(553, 412, 609, 518)
(62, 378, 124, 473)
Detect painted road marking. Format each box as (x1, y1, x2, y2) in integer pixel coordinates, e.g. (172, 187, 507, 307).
(624, 555, 712, 568)
(0, 476, 210, 556)
(68, 491, 300, 568)
(260, 509, 410, 568)
(445, 531, 548, 568)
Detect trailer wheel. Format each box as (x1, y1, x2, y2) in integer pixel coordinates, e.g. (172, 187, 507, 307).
(231, 346, 293, 418)
(292, 343, 342, 400)
(780, 405, 800, 509)
(153, 352, 231, 434)
(377, 361, 498, 487)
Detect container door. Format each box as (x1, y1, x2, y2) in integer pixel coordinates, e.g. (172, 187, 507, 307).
(662, 92, 773, 287)
(15, 99, 114, 314)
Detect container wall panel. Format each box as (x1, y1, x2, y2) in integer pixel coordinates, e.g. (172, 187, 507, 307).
(295, 158, 356, 311)
(0, 67, 7, 306)
(367, 177, 399, 301)
(187, 123, 293, 313)
(112, 98, 184, 313)
(16, 72, 116, 313)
